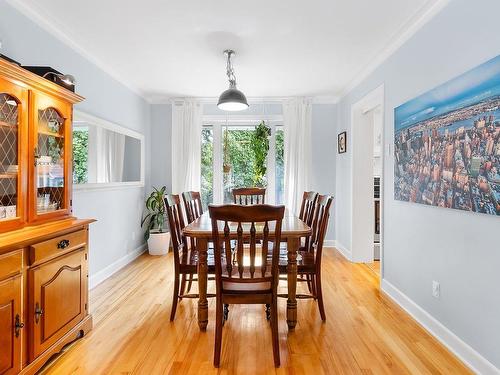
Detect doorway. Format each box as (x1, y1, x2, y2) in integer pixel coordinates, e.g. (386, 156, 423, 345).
(350, 85, 385, 279)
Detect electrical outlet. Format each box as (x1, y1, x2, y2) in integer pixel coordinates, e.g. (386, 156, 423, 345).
(432, 281, 440, 299)
(132, 231, 136, 241)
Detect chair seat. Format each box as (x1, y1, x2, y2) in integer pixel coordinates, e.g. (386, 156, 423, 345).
(179, 247, 216, 273)
(222, 279, 272, 294)
(279, 250, 316, 272)
(267, 243, 316, 273)
(267, 243, 316, 268)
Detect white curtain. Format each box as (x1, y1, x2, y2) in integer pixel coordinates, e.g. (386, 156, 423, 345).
(283, 98, 312, 215)
(171, 100, 203, 193)
(95, 128, 125, 183)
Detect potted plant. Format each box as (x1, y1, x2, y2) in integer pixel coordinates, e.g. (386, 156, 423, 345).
(141, 186, 170, 255)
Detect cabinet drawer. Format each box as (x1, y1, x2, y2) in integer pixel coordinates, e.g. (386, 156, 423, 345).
(0, 249, 23, 280)
(29, 229, 87, 266)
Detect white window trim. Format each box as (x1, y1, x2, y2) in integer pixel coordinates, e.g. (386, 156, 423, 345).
(202, 114, 283, 205)
(73, 110, 145, 191)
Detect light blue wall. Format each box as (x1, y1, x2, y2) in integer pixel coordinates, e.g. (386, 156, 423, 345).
(310, 104, 336, 240)
(335, 0, 500, 368)
(0, 1, 151, 279)
(150, 104, 172, 191)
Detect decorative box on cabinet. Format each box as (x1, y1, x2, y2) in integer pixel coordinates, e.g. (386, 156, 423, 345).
(0, 58, 94, 375)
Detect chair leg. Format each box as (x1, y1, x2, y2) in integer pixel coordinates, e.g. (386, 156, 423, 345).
(170, 271, 180, 321)
(311, 274, 317, 300)
(186, 273, 194, 294)
(223, 304, 229, 323)
(265, 304, 271, 321)
(316, 272, 326, 321)
(306, 274, 313, 294)
(214, 298, 223, 367)
(270, 299, 280, 367)
(180, 274, 187, 297)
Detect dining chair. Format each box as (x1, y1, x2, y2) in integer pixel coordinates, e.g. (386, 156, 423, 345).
(232, 187, 266, 205)
(164, 194, 215, 321)
(209, 204, 285, 367)
(181, 191, 205, 294)
(298, 191, 318, 254)
(277, 194, 333, 321)
(182, 191, 203, 223)
(299, 191, 318, 226)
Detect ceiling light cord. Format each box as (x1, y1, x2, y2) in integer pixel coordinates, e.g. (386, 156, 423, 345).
(225, 50, 237, 88)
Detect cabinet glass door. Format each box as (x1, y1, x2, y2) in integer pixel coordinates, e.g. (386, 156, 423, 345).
(0, 93, 21, 225)
(36, 107, 66, 215)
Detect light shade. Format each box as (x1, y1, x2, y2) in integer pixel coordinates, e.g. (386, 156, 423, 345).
(217, 88, 249, 111)
(59, 74, 76, 85)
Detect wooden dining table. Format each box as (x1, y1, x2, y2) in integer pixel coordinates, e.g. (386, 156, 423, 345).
(183, 209, 311, 331)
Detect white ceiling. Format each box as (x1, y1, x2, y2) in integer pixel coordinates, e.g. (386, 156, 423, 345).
(12, 0, 442, 101)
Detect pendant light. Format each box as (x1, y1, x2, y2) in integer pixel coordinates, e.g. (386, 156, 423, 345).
(217, 50, 249, 111)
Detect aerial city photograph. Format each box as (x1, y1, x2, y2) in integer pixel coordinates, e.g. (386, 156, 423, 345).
(394, 55, 500, 216)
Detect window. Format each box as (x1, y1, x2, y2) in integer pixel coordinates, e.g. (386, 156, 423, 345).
(222, 126, 259, 203)
(200, 119, 284, 206)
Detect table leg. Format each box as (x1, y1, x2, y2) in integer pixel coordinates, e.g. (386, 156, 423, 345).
(197, 238, 208, 331)
(286, 237, 299, 330)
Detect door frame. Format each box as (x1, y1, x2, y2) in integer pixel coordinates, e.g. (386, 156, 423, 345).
(349, 84, 385, 278)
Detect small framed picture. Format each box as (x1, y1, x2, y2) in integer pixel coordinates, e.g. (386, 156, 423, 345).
(338, 131, 347, 154)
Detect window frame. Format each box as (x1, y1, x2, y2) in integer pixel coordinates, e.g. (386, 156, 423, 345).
(202, 114, 283, 205)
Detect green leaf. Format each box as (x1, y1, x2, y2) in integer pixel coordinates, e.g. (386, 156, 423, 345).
(141, 213, 151, 227)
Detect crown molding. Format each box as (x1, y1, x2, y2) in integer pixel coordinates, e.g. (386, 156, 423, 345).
(338, 0, 451, 99)
(7, 0, 449, 104)
(5, 0, 149, 101)
(149, 95, 340, 105)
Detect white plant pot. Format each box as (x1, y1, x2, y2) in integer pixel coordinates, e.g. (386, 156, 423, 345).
(147, 232, 171, 256)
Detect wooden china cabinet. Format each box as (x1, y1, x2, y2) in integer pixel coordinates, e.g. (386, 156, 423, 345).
(0, 58, 94, 375)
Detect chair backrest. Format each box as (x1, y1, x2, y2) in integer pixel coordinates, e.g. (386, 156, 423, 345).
(209, 204, 285, 293)
(182, 191, 203, 223)
(299, 191, 318, 226)
(308, 195, 333, 267)
(164, 194, 187, 266)
(232, 187, 266, 205)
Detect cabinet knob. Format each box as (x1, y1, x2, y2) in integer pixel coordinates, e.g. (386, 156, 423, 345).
(57, 239, 70, 249)
(15, 314, 24, 338)
(35, 303, 44, 324)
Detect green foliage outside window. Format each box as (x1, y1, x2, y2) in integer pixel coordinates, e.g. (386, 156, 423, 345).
(275, 129, 284, 204)
(201, 128, 213, 209)
(73, 129, 89, 184)
(251, 121, 271, 187)
(200, 124, 284, 207)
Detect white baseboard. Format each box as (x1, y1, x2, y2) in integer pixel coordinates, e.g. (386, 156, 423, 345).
(323, 240, 336, 247)
(333, 240, 352, 261)
(89, 244, 147, 290)
(381, 279, 500, 375)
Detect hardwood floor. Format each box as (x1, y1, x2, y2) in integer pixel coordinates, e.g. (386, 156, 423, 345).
(366, 260, 381, 277)
(41, 249, 471, 374)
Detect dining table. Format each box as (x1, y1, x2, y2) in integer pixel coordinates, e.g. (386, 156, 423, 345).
(182, 209, 311, 331)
